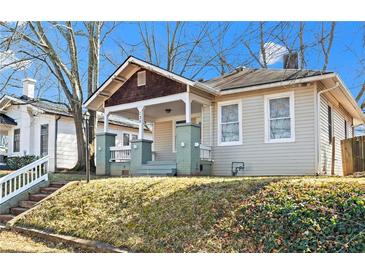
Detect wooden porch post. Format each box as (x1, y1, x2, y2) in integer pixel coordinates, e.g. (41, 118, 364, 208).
(138, 106, 145, 139)
(185, 92, 192, 123)
(104, 111, 109, 133)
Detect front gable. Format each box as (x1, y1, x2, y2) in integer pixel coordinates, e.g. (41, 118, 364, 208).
(105, 69, 187, 107)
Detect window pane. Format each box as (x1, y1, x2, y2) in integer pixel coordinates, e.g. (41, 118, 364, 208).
(40, 124, 49, 156)
(270, 97, 290, 118)
(123, 133, 130, 146)
(221, 123, 239, 142)
(221, 104, 238, 123)
(14, 129, 20, 152)
(270, 118, 291, 139)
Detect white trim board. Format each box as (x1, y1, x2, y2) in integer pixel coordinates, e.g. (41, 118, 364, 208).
(217, 99, 243, 146)
(264, 91, 295, 143)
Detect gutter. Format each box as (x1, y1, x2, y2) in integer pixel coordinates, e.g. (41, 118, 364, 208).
(315, 82, 340, 175)
(219, 73, 336, 96)
(54, 115, 62, 172)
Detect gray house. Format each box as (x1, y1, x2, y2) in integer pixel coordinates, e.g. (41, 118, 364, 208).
(84, 56, 365, 176)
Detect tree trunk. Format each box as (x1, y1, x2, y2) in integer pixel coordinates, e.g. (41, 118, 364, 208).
(72, 103, 86, 170)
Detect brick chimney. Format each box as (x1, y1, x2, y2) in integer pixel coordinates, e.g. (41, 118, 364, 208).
(283, 52, 299, 69)
(22, 78, 36, 99)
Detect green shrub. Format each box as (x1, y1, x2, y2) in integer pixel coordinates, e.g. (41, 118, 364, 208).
(5, 155, 40, 170)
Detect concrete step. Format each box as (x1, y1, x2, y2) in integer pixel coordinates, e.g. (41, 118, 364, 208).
(0, 214, 15, 223)
(141, 164, 177, 170)
(19, 200, 38, 209)
(49, 182, 67, 188)
(146, 161, 176, 165)
(135, 168, 177, 176)
(29, 193, 48, 202)
(10, 207, 28, 216)
(40, 187, 59, 194)
(135, 172, 175, 177)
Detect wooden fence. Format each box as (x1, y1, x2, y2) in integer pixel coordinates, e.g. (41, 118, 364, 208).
(341, 136, 365, 176)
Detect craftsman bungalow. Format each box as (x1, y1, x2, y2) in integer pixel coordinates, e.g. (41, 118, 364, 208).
(84, 56, 365, 176)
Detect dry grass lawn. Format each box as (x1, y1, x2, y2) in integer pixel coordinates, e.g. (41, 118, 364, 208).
(0, 230, 72, 253)
(12, 176, 365, 252)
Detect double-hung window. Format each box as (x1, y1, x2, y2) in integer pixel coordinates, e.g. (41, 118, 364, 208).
(218, 101, 242, 146)
(265, 92, 295, 143)
(13, 128, 20, 153)
(123, 133, 130, 147)
(40, 124, 49, 156)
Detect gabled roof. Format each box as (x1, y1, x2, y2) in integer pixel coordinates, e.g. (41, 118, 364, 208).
(0, 94, 71, 116)
(0, 113, 17, 126)
(83, 55, 217, 111)
(203, 67, 334, 91)
(0, 94, 150, 131)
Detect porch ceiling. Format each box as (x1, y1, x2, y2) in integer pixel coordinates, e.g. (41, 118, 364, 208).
(112, 100, 202, 121)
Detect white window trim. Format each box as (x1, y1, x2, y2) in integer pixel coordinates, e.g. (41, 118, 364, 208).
(264, 91, 295, 143)
(217, 100, 243, 146)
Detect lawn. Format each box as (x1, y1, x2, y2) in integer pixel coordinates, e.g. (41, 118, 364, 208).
(14, 176, 365, 252)
(0, 230, 78, 253)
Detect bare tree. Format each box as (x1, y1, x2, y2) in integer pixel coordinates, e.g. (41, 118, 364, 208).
(0, 21, 116, 170)
(117, 22, 232, 80)
(320, 22, 336, 71)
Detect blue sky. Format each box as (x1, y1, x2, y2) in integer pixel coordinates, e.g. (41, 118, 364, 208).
(2, 22, 364, 104)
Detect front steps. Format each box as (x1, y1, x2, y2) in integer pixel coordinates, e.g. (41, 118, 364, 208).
(135, 161, 177, 176)
(0, 181, 68, 225)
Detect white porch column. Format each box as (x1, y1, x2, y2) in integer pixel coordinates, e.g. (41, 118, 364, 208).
(104, 111, 109, 133)
(185, 92, 192, 123)
(138, 106, 145, 139)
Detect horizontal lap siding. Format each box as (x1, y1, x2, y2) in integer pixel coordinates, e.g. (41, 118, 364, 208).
(201, 106, 211, 146)
(57, 118, 78, 169)
(154, 121, 175, 161)
(211, 87, 316, 176)
(319, 94, 352, 176)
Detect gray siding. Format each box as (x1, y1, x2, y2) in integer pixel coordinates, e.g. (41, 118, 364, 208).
(319, 94, 353, 176)
(154, 121, 175, 161)
(201, 105, 211, 146)
(211, 86, 317, 176)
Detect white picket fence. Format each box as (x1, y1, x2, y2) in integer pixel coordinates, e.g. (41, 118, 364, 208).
(0, 156, 49, 205)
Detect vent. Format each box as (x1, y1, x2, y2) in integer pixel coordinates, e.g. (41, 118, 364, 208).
(137, 71, 146, 86)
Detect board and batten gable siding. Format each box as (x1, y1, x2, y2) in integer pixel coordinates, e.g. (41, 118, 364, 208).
(210, 85, 317, 176)
(319, 93, 353, 176)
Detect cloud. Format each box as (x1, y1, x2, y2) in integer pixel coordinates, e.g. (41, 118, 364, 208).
(260, 42, 288, 65)
(0, 50, 31, 71)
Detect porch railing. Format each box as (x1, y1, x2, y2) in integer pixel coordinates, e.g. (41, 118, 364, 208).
(110, 147, 131, 162)
(200, 144, 212, 161)
(0, 156, 49, 205)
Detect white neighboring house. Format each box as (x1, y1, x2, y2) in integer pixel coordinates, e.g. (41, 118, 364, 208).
(0, 78, 152, 171)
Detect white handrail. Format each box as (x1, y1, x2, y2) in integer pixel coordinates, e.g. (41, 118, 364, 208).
(0, 155, 49, 205)
(200, 144, 212, 161)
(110, 147, 131, 162)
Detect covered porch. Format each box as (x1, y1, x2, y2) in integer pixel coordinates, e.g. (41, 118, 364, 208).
(98, 91, 213, 176)
(84, 56, 217, 176)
